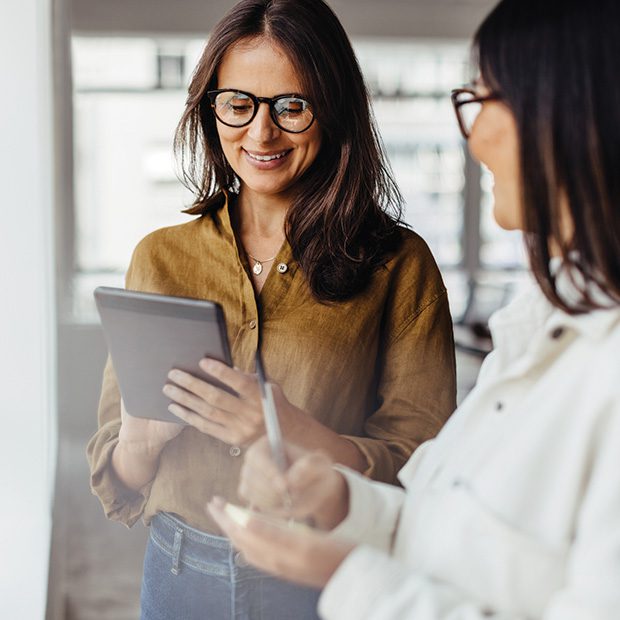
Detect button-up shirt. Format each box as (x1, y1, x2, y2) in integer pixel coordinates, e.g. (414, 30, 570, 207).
(321, 275, 620, 620)
(87, 198, 456, 533)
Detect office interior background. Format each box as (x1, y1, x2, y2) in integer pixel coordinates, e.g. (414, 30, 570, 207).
(2, 0, 527, 617)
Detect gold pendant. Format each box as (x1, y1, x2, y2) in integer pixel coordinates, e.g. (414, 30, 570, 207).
(252, 261, 263, 275)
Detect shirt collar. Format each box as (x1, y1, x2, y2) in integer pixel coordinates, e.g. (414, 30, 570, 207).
(210, 190, 235, 244)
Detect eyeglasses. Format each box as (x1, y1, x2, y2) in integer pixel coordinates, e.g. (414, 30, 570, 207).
(206, 89, 315, 134)
(451, 88, 502, 139)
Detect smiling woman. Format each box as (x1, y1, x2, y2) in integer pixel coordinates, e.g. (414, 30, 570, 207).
(209, 38, 323, 208)
(86, 1, 457, 619)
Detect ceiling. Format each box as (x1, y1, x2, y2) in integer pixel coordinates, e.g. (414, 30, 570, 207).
(70, 0, 498, 39)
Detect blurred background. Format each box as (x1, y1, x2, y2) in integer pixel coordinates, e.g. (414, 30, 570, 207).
(1, 0, 530, 618)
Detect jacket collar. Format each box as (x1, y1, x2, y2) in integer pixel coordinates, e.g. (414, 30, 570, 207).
(490, 262, 620, 347)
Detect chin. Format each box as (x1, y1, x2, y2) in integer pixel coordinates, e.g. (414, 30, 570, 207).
(492, 192, 522, 231)
(243, 177, 289, 194)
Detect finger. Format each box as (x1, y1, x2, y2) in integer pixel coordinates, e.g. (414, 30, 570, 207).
(208, 498, 309, 567)
(238, 470, 287, 511)
(164, 381, 260, 434)
(286, 452, 331, 493)
(168, 403, 238, 444)
(245, 440, 288, 491)
(238, 480, 283, 512)
(200, 359, 259, 399)
(163, 382, 219, 417)
(167, 370, 251, 416)
(208, 498, 351, 589)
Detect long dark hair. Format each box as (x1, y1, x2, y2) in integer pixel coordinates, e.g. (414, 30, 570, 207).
(474, 0, 620, 313)
(175, 0, 403, 302)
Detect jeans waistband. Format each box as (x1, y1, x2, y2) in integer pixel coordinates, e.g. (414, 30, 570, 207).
(150, 512, 243, 577)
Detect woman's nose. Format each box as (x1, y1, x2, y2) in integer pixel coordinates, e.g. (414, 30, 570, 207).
(247, 102, 280, 142)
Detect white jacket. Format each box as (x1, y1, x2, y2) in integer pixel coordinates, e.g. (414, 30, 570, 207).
(319, 276, 620, 620)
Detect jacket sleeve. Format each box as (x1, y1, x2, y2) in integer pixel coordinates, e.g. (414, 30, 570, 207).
(328, 465, 407, 550)
(342, 289, 457, 484)
(320, 397, 620, 620)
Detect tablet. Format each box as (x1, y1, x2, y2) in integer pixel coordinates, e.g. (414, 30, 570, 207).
(94, 286, 233, 424)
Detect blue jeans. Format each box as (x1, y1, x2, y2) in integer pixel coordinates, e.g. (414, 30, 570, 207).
(141, 512, 321, 620)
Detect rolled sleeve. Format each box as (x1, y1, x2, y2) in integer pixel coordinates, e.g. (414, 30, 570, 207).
(85, 356, 153, 527)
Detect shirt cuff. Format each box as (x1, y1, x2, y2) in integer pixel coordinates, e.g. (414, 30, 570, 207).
(87, 427, 152, 527)
(329, 465, 404, 551)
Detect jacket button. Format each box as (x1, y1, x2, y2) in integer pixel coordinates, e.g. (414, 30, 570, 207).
(495, 401, 504, 411)
(229, 446, 242, 457)
(551, 327, 565, 339)
(277, 263, 288, 274)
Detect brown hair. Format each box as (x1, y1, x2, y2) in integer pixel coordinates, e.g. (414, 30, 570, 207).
(174, 0, 403, 302)
(474, 0, 620, 313)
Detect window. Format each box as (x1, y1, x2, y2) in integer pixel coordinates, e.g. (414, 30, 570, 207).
(71, 36, 526, 321)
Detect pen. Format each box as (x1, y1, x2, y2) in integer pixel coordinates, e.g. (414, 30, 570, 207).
(255, 351, 289, 473)
(255, 351, 295, 514)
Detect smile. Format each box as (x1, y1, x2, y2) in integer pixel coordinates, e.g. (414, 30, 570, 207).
(244, 149, 292, 162)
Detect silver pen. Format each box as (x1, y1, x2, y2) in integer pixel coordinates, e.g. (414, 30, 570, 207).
(255, 352, 293, 511)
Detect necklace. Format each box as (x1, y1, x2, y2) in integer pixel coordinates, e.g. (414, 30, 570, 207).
(246, 251, 277, 276)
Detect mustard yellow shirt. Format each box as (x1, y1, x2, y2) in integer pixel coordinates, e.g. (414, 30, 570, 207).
(87, 199, 456, 533)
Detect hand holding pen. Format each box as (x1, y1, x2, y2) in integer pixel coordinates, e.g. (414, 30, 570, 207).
(208, 351, 350, 530)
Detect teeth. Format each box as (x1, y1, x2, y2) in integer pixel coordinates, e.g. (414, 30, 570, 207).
(246, 150, 288, 162)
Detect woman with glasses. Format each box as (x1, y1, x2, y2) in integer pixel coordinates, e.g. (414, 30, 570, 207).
(87, 0, 457, 618)
(210, 1, 620, 618)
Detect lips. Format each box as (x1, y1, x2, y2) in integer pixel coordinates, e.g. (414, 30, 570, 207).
(241, 147, 293, 170)
(243, 148, 292, 162)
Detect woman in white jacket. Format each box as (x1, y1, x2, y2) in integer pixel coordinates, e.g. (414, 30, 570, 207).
(208, 0, 620, 618)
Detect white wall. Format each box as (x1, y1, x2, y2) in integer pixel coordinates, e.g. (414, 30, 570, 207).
(0, 0, 57, 617)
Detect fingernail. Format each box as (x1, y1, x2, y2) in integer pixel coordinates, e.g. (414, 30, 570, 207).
(168, 369, 181, 381)
(200, 359, 216, 372)
(162, 384, 173, 395)
(210, 495, 225, 508)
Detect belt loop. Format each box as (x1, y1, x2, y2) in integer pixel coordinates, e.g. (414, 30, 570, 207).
(170, 527, 184, 575)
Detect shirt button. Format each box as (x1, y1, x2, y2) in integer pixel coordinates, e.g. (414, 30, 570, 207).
(234, 551, 249, 567)
(551, 327, 565, 339)
(229, 445, 242, 457)
(277, 263, 288, 274)
(249, 320, 257, 330)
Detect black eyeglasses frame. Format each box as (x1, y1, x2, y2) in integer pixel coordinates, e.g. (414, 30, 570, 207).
(206, 89, 316, 134)
(450, 87, 503, 139)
